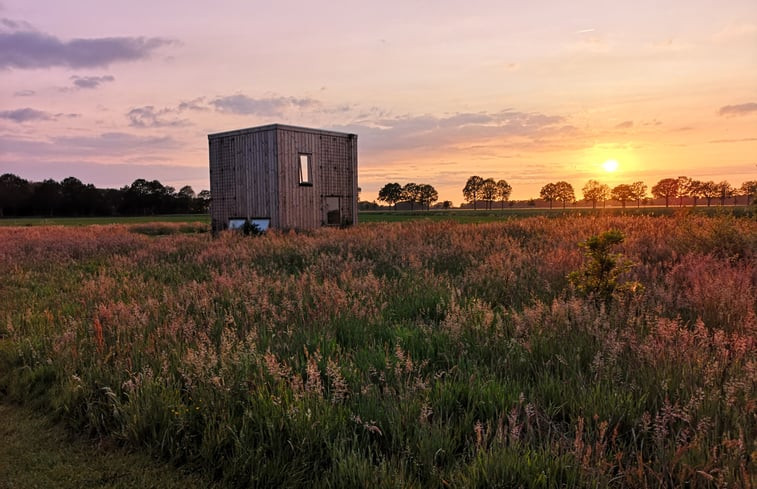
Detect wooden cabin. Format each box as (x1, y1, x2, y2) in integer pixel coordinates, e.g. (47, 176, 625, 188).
(208, 124, 358, 233)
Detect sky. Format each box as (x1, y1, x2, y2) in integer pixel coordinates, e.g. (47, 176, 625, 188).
(1, 0, 756, 204)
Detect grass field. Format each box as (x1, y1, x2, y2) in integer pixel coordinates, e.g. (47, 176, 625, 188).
(1, 205, 750, 227)
(0, 214, 754, 487)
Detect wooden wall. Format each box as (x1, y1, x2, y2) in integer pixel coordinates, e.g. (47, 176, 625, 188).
(209, 124, 357, 232)
(209, 127, 279, 233)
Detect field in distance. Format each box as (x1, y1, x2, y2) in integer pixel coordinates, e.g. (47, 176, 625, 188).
(0, 205, 751, 227)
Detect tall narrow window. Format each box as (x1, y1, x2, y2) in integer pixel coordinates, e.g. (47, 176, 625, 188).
(298, 154, 312, 185)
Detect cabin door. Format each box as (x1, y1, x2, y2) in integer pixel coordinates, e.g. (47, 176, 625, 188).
(324, 196, 341, 225)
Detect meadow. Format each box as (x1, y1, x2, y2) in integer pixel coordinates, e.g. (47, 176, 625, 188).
(0, 213, 754, 488)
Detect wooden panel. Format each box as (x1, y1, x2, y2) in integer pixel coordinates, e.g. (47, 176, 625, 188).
(210, 124, 357, 231)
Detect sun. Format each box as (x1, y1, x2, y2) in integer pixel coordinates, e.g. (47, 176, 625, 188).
(602, 159, 619, 172)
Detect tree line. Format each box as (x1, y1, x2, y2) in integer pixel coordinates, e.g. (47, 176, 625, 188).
(373, 176, 756, 210)
(0, 173, 210, 217)
(377, 182, 439, 210)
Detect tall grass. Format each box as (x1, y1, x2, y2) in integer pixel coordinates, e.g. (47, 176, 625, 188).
(0, 214, 754, 488)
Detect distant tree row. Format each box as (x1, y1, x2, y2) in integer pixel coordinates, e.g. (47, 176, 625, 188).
(581, 180, 648, 209)
(0, 173, 210, 217)
(462, 176, 512, 209)
(538, 181, 575, 209)
(651, 177, 756, 208)
(377, 182, 439, 210)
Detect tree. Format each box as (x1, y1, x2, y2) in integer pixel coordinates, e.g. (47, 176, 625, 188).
(582, 179, 610, 209)
(740, 181, 757, 206)
(715, 180, 734, 206)
(676, 176, 693, 207)
(463, 176, 485, 210)
(540, 183, 558, 209)
(630, 181, 647, 208)
(555, 181, 575, 209)
(480, 178, 497, 209)
(495, 180, 512, 209)
(698, 181, 717, 206)
(378, 182, 403, 210)
(32, 179, 62, 216)
(196, 190, 211, 213)
(688, 179, 703, 207)
(611, 184, 634, 208)
(0, 173, 32, 216)
(417, 184, 438, 210)
(60, 176, 87, 215)
(401, 183, 420, 210)
(651, 178, 679, 207)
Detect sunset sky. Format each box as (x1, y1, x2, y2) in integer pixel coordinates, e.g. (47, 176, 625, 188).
(1, 0, 756, 204)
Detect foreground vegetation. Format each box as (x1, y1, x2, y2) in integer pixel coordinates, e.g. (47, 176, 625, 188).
(0, 403, 218, 489)
(0, 214, 754, 488)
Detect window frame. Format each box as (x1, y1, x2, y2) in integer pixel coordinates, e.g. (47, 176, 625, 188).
(298, 153, 313, 186)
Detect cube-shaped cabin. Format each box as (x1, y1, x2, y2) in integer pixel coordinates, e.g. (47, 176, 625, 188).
(208, 124, 358, 233)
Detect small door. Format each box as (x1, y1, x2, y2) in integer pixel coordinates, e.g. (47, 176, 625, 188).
(324, 196, 341, 225)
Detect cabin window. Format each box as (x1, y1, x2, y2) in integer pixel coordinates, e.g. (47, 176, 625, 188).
(298, 154, 312, 185)
(228, 218, 270, 234)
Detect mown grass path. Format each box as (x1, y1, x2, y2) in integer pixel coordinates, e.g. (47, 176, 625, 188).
(0, 402, 217, 489)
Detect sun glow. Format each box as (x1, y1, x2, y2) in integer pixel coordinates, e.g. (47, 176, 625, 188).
(602, 159, 619, 172)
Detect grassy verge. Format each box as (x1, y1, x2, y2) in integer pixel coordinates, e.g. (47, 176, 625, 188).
(359, 205, 751, 223)
(0, 214, 210, 227)
(0, 402, 218, 489)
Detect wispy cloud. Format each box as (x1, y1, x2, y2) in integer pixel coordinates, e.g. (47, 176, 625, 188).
(0, 132, 181, 158)
(332, 109, 570, 153)
(614, 120, 634, 129)
(127, 105, 189, 128)
(13, 89, 35, 97)
(70, 75, 115, 89)
(0, 19, 174, 69)
(0, 107, 79, 122)
(0, 107, 53, 122)
(709, 137, 757, 144)
(718, 102, 757, 117)
(210, 94, 319, 116)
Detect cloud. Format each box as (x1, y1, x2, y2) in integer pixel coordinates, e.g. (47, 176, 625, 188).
(709, 137, 757, 144)
(0, 107, 53, 122)
(127, 105, 190, 128)
(614, 120, 633, 129)
(13, 89, 35, 96)
(331, 109, 569, 154)
(70, 75, 115, 89)
(210, 94, 319, 116)
(177, 97, 209, 112)
(713, 22, 757, 42)
(0, 132, 182, 162)
(0, 108, 80, 122)
(718, 102, 757, 117)
(0, 21, 174, 69)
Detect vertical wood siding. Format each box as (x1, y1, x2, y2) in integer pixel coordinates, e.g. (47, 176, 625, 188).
(209, 124, 357, 232)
